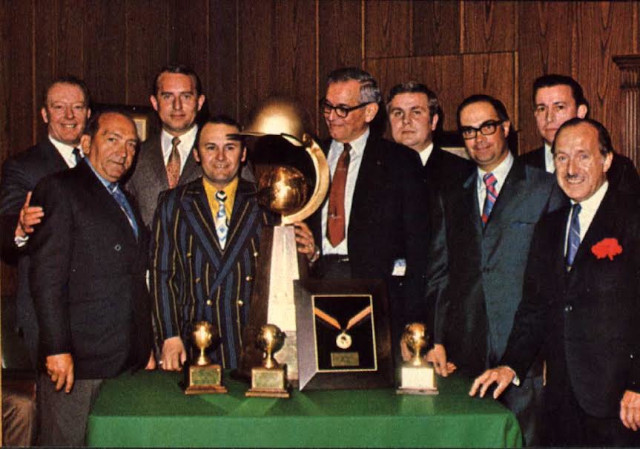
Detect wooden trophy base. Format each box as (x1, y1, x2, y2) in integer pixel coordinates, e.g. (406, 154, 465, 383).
(245, 365, 290, 398)
(184, 363, 228, 395)
(396, 364, 438, 395)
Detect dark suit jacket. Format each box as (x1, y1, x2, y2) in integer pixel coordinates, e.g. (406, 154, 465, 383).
(424, 159, 567, 376)
(520, 145, 640, 194)
(150, 178, 272, 369)
(29, 161, 152, 379)
(310, 135, 431, 335)
(502, 188, 640, 417)
(124, 132, 202, 229)
(422, 145, 474, 191)
(0, 139, 71, 367)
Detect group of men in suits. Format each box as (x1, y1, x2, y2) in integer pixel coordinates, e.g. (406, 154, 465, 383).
(1, 62, 639, 447)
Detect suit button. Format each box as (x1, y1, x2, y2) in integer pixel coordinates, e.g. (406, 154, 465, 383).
(195, 278, 201, 283)
(564, 304, 573, 312)
(246, 276, 253, 282)
(206, 299, 212, 306)
(238, 300, 244, 307)
(253, 251, 259, 258)
(114, 244, 122, 251)
(631, 354, 635, 359)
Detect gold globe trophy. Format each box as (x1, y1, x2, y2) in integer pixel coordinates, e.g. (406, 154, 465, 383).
(237, 98, 329, 385)
(397, 323, 438, 395)
(184, 321, 228, 394)
(246, 324, 290, 398)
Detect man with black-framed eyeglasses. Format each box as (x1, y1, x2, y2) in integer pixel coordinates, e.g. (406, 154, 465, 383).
(309, 67, 430, 355)
(422, 94, 566, 445)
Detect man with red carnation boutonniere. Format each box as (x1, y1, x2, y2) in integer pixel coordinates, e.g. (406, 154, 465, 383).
(470, 117, 640, 446)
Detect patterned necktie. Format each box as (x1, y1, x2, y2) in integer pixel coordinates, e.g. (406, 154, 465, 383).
(108, 183, 139, 239)
(566, 203, 582, 268)
(327, 143, 351, 247)
(214, 190, 228, 249)
(481, 172, 498, 226)
(72, 148, 83, 166)
(166, 136, 181, 189)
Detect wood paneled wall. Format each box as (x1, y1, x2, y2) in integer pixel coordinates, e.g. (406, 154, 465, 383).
(1, 0, 638, 293)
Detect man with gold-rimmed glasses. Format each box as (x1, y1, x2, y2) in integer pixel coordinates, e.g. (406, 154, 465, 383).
(309, 67, 430, 355)
(422, 94, 565, 445)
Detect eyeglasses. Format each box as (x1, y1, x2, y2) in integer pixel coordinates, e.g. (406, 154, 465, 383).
(460, 120, 504, 140)
(319, 99, 372, 118)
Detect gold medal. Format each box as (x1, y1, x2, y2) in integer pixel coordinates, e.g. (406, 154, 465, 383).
(336, 331, 352, 349)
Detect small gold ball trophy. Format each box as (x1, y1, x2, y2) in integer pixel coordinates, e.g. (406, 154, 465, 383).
(184, 321, 228, 395)
(397, 322, 438, 395)
(245, 324, 290, 398)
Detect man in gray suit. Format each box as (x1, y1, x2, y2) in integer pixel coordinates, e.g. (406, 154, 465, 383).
(423, 94, 566, 445)
(125, 65, 206, 228)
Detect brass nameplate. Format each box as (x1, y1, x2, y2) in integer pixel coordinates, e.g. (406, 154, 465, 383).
(184, 364, 227, 395)
(331, 352, 359, 367)
(246, 366, 290, 398)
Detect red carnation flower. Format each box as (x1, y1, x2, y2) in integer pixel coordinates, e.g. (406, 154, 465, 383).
(591, 238, 622, 260)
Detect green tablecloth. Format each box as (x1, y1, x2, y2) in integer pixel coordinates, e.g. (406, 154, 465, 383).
(86, 370, 522, 448)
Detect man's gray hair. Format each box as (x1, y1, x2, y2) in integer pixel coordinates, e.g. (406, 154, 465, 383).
(326, 67, 382, 104)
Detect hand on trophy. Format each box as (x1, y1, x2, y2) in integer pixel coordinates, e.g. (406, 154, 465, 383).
(293, 221, 318, 262)
(160, 336, 187, 371)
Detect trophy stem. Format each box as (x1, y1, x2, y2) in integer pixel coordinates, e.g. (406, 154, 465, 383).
(196, 347, 208, 366)
(411, 353, 423, 367)
(264, 348, 275, 369)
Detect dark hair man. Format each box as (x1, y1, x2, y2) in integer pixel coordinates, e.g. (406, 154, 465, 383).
(151, 116, 315, 371)
(424, 94, 566, 445)
(520, 74, 639, 193)
(472, 118, 640, 446)
(387, 81, 473, 189)
(29, 110, 153, 445)
(0, 76, 92, 371)
(310, 67, 431, 355)
(125, 64, 206, 228)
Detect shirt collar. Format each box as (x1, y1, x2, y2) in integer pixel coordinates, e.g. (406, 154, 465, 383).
(161, 125, 198, 155)
(418, 142, 434, 166)
(84, 158, 113, 190)
(544, 142, 555, 173)
(477, 150, 514, 192)
(572, 180, 609, 210)
(49, 135, 82, 159)
(331, 127, 370, 158)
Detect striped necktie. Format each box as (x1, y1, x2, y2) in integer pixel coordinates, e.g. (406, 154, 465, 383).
(214, 190, 228, 249)
(566, 203, 582, 269)
(108, 183, 139, 239)
(481, 172, 498, 226)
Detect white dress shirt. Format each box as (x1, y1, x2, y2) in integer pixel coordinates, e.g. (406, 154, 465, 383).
(161, 125, 198, 174)
(476, 151, 514, 213)
(49, 136, 83, 168)
(564, 181, 609, 255)
(418, 142, 435, 166)
(543, 142, 555, 174)
(321, 128, 369, 255)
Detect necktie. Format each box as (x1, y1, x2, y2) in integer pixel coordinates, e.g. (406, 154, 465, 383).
(327, 143, 351, 247)
(566, 203, 582, 268)
(166, 136, 181, 189)
(72, 148, 83, 166)
(108, 183, 139, 239)
(214, 191, 228, 249)
(481, 172, 498, 226)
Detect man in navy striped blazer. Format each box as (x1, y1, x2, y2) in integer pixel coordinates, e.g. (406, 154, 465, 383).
(150, 115, 316, 370)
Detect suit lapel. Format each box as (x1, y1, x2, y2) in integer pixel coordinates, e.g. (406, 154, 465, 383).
(148, 134, 170, 191)
(484, 160, 527, 232)
(350, 136, 382, 226)
(461, 171, 483, 235)
(179, 150, 200, 184)
(568, 189, 617, 274)
(41, 140, 70, 172)
(78, 162, 139, 244)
